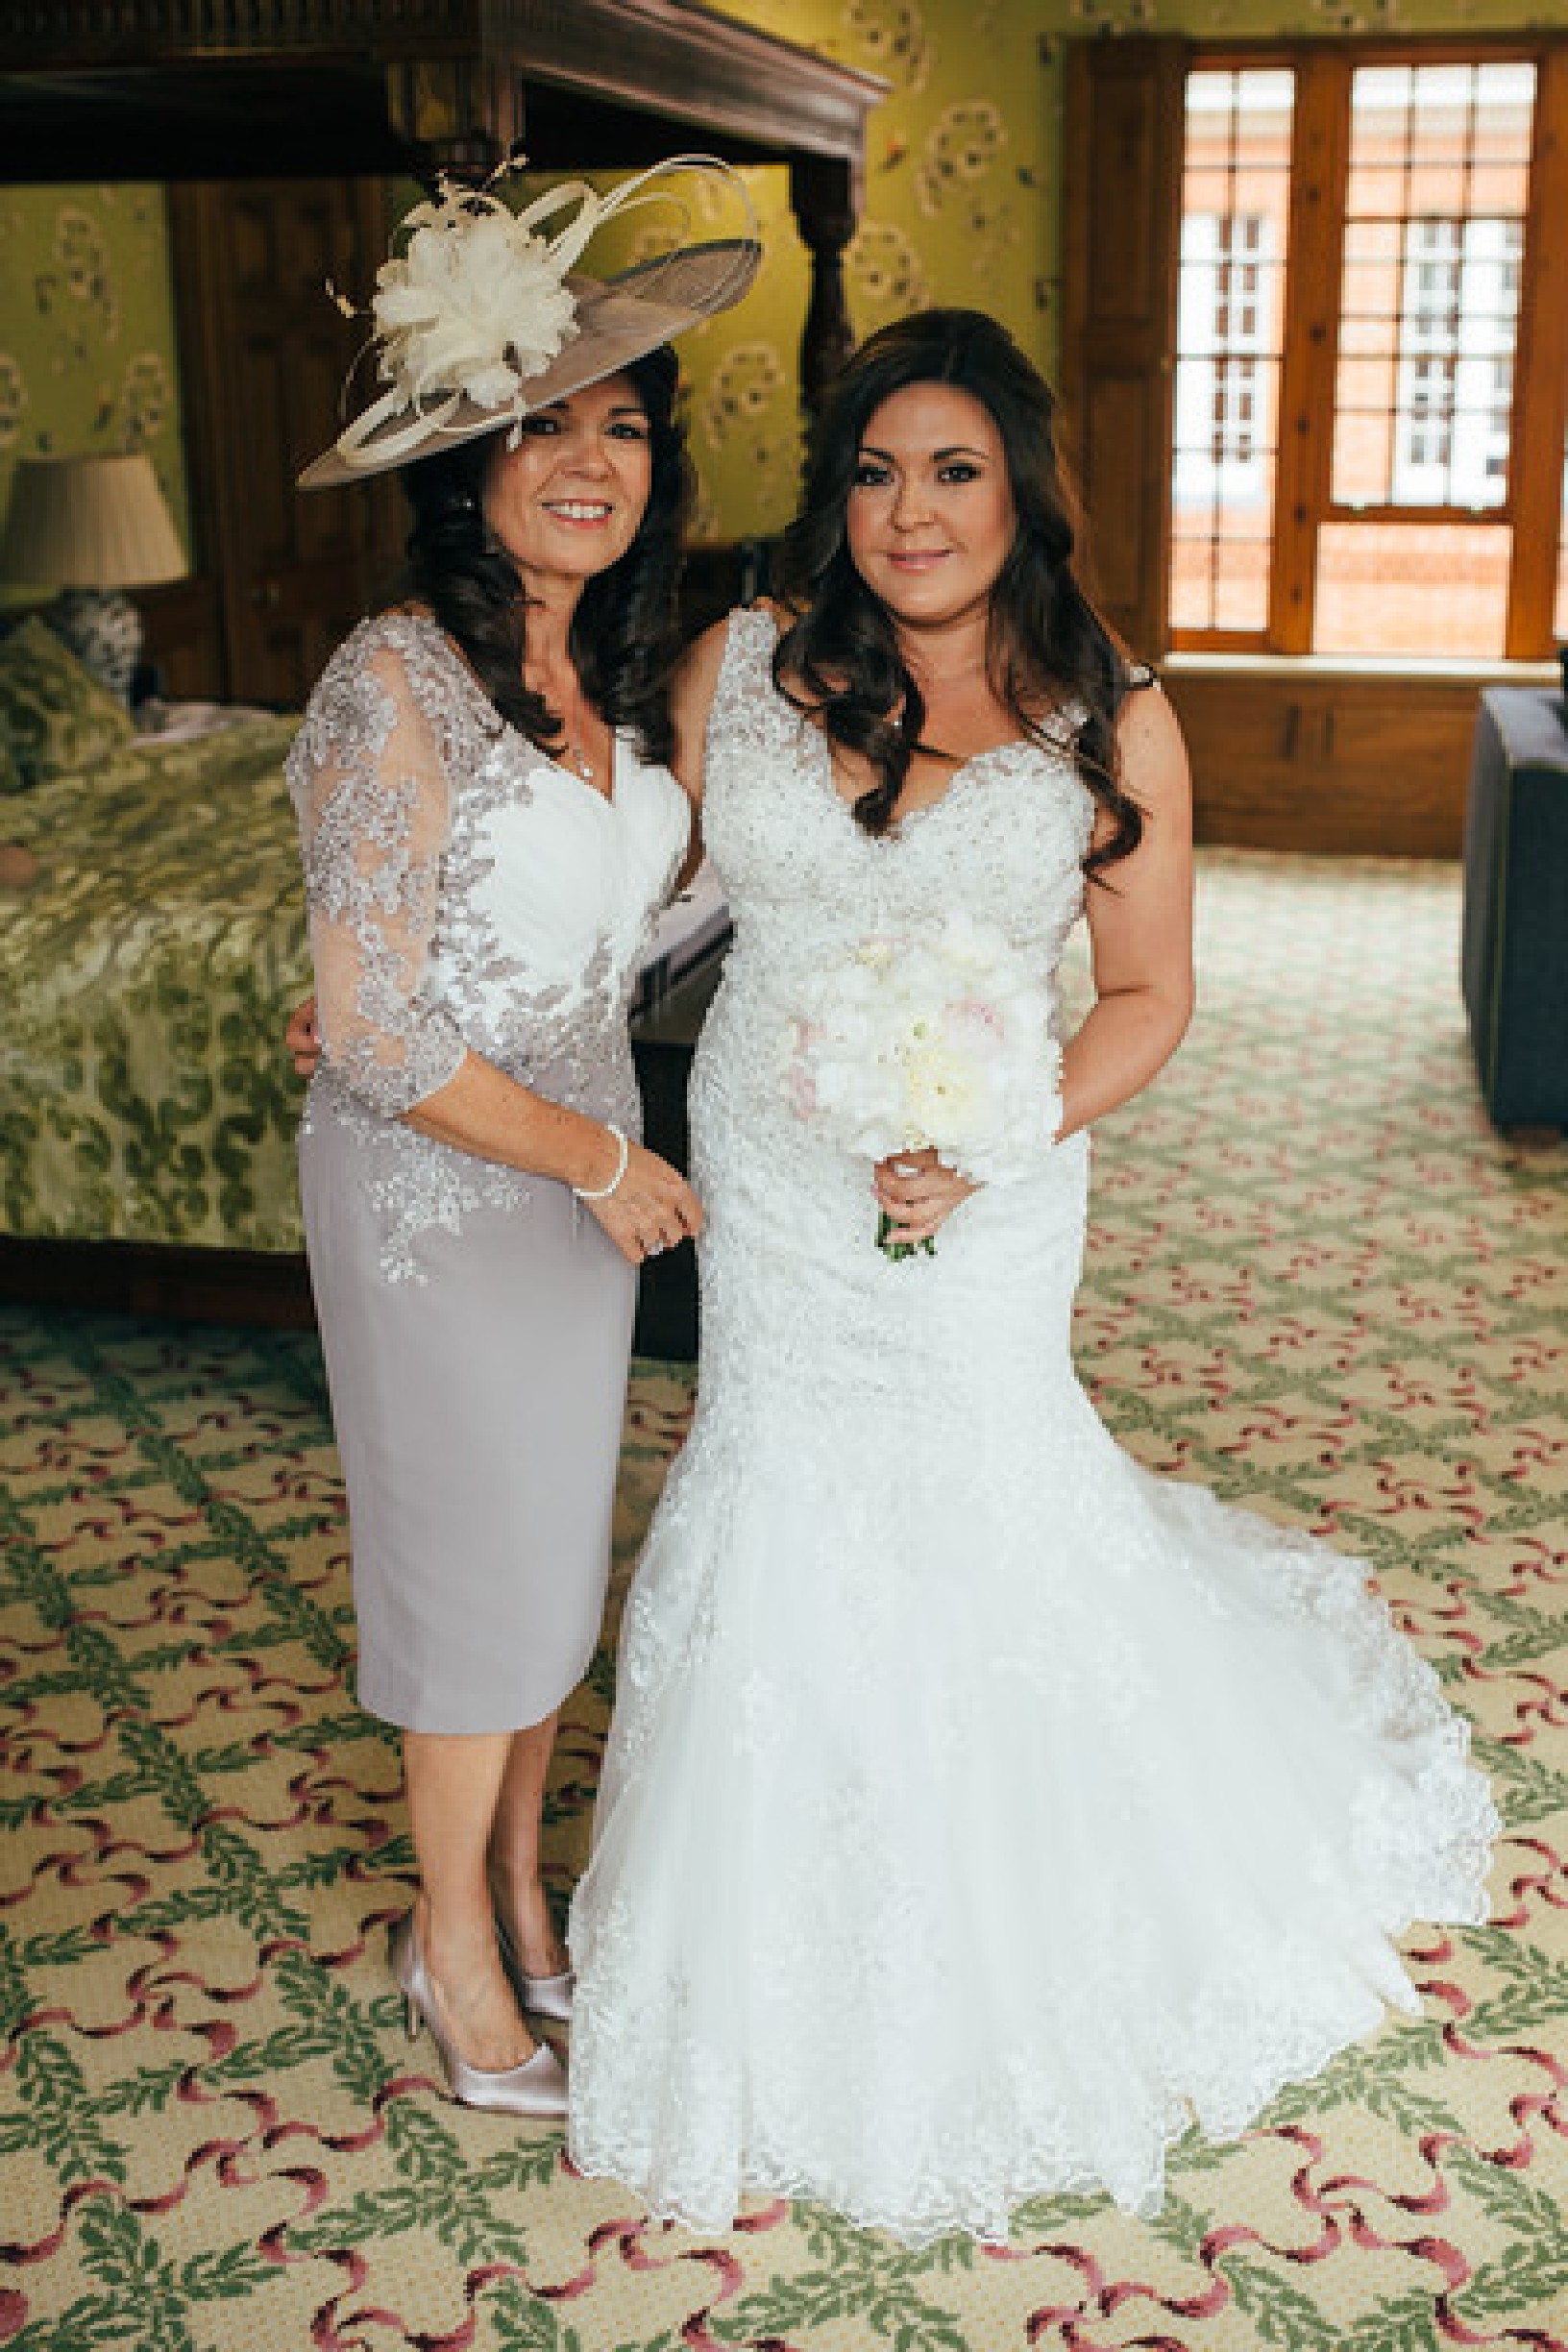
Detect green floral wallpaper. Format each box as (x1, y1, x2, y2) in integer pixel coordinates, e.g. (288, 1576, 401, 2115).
(0, 185, 190, 596)
(499, 1, 1059, 539)
(649, 0, 1064, 538)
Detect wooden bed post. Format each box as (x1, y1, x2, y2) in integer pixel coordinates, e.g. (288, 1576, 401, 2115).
(384, 57, 520, 183)
(790, 153, 860, 415)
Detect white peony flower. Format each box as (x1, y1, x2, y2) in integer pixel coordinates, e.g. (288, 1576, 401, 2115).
(780, 915, 1064, 1221)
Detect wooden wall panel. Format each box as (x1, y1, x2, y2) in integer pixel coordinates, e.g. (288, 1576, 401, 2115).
(1161, 667, 1544, 858)
(1083, 379, 1156, 616)
(139, 577, 225, 700)
(1507, 42, 1568, 656)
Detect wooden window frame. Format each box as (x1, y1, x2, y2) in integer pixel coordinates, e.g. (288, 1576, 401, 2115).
(1169, 36, 1568, 662)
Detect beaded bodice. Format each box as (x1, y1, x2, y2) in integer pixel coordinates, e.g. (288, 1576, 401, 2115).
(699, 603, 1093, 1020)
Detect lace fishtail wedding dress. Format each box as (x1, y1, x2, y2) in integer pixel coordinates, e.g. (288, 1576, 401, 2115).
(567, 607, 1497, 2242)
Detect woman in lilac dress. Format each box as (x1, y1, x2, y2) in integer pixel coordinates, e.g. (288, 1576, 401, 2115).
(286, 161, 755, 2116)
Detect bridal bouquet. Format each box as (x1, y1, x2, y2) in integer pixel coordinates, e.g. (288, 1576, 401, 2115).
(781, 912, 1063, 1258)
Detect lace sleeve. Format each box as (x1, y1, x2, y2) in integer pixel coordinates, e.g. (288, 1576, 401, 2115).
(287, 625, 468, 1120)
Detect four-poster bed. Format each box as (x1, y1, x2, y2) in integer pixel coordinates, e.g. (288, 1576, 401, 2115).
(0, 1, 885, 1342)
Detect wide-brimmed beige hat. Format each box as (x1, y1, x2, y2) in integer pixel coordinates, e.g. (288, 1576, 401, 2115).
(300, 156, 760, 490)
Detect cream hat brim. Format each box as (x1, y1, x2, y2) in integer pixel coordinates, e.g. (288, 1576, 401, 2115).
(299, 236, 759, 490)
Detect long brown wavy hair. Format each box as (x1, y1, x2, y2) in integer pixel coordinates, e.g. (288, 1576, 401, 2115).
(772, 309, 1146, 878)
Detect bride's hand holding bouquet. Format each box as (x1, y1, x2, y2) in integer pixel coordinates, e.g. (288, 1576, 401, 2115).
(871, 1143, 978, 1256)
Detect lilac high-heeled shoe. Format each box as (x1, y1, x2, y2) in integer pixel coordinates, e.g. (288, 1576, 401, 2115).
(494, 1912, 576, 2023)
(389, 1913, 568, 2117)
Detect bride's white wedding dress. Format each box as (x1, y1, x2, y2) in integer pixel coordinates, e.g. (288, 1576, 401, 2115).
(567, 607, 1497, 2242)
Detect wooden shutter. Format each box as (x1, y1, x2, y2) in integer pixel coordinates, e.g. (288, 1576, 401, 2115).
(168, 181, 405, 706)
(1061, 35, 1188, 664)
(1507, 40, 1568, 659)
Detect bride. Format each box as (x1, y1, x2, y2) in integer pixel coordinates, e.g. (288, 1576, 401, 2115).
(566, 308, 1497, 2242)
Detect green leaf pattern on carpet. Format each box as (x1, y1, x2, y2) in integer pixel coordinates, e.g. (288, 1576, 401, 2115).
(2, 853, 1566, 2347)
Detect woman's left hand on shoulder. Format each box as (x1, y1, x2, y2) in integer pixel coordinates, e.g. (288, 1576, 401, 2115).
(872, 1147, 977, 1246)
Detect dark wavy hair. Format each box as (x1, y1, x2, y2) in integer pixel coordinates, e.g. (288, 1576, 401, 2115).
(392, 345, 691, 765)
(773, 309, 1145, 877)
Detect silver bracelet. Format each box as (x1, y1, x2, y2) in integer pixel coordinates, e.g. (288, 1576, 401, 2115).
(573, 1122, 629, 1201)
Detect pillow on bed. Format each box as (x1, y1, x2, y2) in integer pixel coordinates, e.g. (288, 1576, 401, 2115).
(0, 615, 135, 788)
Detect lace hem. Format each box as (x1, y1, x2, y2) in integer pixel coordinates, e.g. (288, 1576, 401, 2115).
(561, 1985, 1362, 2243)
(568, 1446, 1498, 2242)
(570, 1812, 1493, 2246)
(565, 1948, 1411, 2243)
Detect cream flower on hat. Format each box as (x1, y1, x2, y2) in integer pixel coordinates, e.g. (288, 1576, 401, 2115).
(373, 203, 582, 413)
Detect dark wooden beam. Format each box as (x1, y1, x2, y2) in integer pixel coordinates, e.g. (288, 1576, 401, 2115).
(0, 0, 885, 183)
(0, 63, 422, 181)
(476, 0, 884, 165)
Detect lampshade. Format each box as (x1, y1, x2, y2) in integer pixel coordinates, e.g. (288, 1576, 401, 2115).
(0, 452, 185, 590)
(0, 452, 187, 704)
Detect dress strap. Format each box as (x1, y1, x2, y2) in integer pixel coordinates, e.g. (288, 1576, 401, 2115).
(717, 600, 779, 692)
(709, 601, 796, 750)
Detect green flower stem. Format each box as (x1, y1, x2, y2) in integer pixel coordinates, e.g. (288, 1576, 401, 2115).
(876, 1210, 937, 1262)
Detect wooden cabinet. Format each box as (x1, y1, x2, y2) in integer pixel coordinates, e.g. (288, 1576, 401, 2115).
(1162, 663, 1558, 858)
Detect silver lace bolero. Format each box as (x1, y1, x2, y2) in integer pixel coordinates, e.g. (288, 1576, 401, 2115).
(287, 612, 690, 1280)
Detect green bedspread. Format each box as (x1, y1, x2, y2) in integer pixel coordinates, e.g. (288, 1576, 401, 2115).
(2, 716, 312, 1253)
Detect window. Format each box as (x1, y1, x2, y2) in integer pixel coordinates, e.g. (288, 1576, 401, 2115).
(1172, 71, 1292, 638)
(1384, 215, 1520, 502)
(1169, 49, 1568, 660)
(1177, 209, 1267, 474)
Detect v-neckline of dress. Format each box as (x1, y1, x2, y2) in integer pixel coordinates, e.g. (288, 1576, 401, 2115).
(404, 608, 624, 812)
(751, 611, 1074, 843)
(541, 729, 620, 812)
(805, 719, 1038, 842)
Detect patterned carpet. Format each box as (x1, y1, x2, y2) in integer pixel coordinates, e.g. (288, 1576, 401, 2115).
(3, 850, 1566, 2352)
